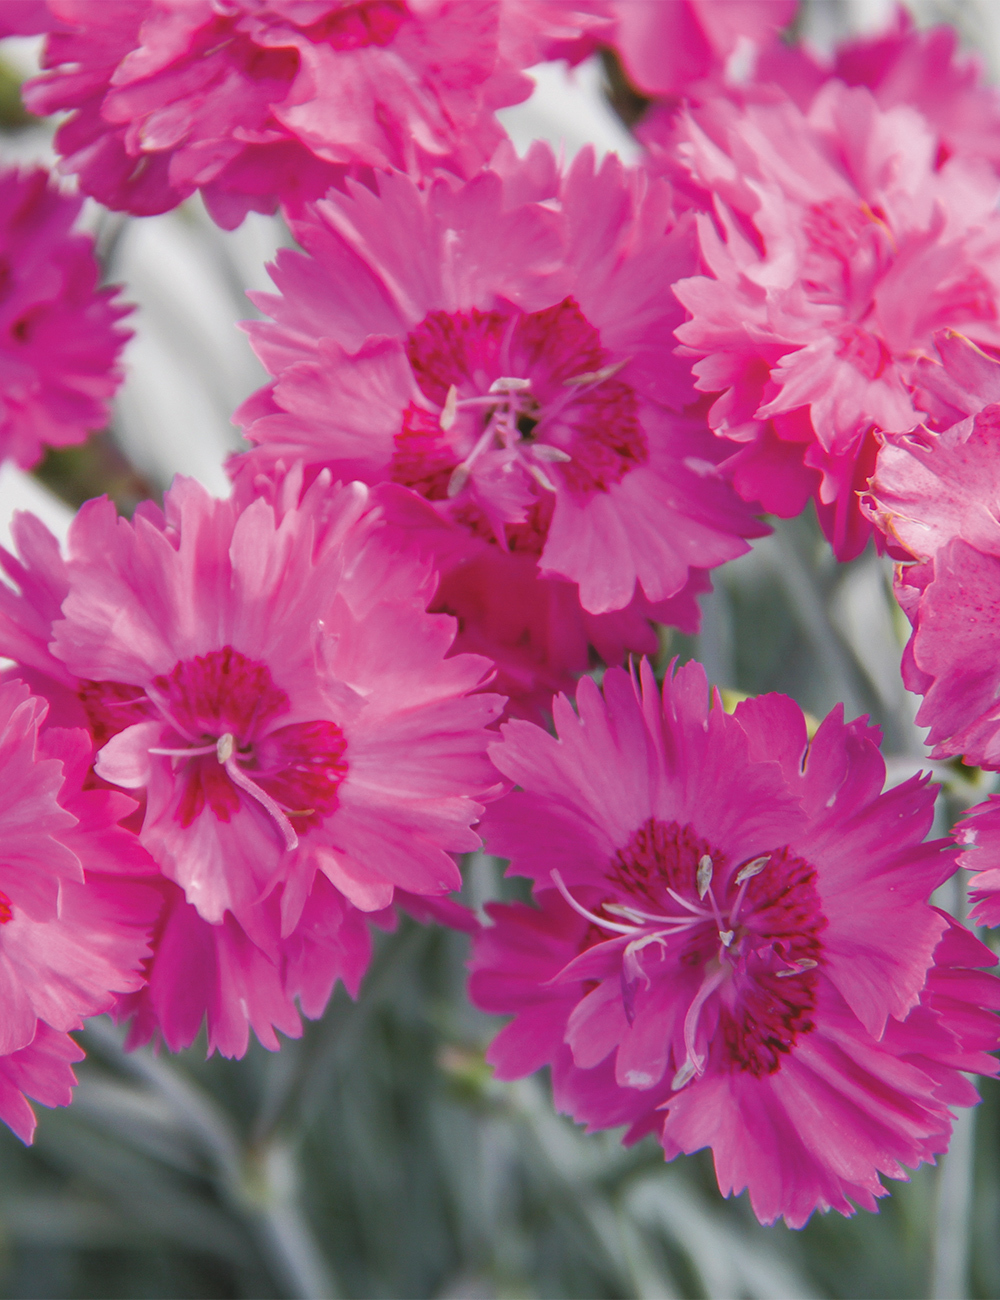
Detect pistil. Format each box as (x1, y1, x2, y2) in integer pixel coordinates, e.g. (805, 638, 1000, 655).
(149, 728, 299, 851)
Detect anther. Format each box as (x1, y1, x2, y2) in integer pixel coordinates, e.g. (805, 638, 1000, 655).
(776, 958, 817, 978)
(718, 929, 734, 947)
(735, 855, 770, 885)
(447, 463, 470, 497)
(531, 444, 572, 463)
(439, 384, 458, 431)
(671, 1059, 698, 1091)
(527, 462, 557, 493)
(697, 854, 713, 899)
(563, 359, 629, 388)
(489, 376, 531, 394)
(216, 733, 235, 763)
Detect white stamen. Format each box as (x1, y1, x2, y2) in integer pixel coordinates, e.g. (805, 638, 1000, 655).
(149, 742, 218, 758)
(447, 464, 470, 498)
(549, 869, 637, 935)
(148, 729, 299, 852)
(489, 376, 531, 394)
(696, 854, 713, 899)
(439, 384, 458, 431)
(531, 444, 572, 463)
(604, 901, 699, 928)
(665, 887, 709, 918)
(447, 421, 498, 497)
(718, 929, 735, 947)
(735, 855, 770, 885)
(563, 359, 629, 388)
(527, 462, 557, 493)
(222, 755, 298, 852)
(776, 958, 817, 978)
(679, 964, 727, 1085)
(623, 934, 663, 995)
(671, 1058, 698, 1091)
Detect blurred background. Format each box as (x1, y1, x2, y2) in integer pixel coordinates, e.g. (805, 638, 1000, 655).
(0, 2, 998, 1297)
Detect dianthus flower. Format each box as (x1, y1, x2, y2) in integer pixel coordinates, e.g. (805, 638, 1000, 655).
(0, 472, 502, 1055)
(604, 0, 795, 99)
(0, 678, 157, 1140)
(752, 9, 1000, 176)
(469, 659, 999, 1227)
(233, 146, 765, 713)
(21, 0, 605, 229)
(0, 167, 130, 469)
(864, 332, 1000, 767)
(657, 78, 1000, 560)
(0, 0, 60, 35)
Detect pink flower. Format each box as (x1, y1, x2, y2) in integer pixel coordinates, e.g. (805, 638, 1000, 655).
(0, 472, 501, 1053)
(497, 0, 613, 70)
(754, 9, 1000, 177)
(955, 798, 1000, 929)
(0, 167, 130, 468)
(0, 1025, 84, 1144)
(469, 659, 999, 1227)
(863, 334, 1000, 766)
(426, 536, 709, 723)
(20, 0, 598, 228)
(233, 147, 764, 712)
(0, 679, 157, 1139)
(114, 873, 475, 1057)
(0, 1, 61, 36)
(659, 79, 1000, 559)
(606, 0, 795, 99)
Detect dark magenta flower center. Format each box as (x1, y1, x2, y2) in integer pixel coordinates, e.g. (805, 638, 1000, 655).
(81, 647, 348, 844)
(559, 818, 826, 1084)
(391, 298, 647, 553)
(306, 1, 408, 50)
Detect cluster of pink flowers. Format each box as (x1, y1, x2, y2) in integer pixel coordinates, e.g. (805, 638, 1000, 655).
(0, 0, 998, 1233)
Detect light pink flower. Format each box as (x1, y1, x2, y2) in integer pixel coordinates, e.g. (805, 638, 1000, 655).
(0, 1024, 84, 1144)
(114, 871, 475, 1057)
(497, 0, 613, 70)
(661, 79, 1000, 559)
(469, 659, 998, 1227)
(955, 798, 1000, 929)
(754, 9, 1000, 176)
(20, 0, 599, 228)
(607, 0, 795, 99)
(0, 678, 156, 1138)
(0, 167, 130, 468)
(863, 334, 1000, 765)
(114, 872, 374, 1056)
(233, 147, 764, 710)
(0, 473, 502, 1054)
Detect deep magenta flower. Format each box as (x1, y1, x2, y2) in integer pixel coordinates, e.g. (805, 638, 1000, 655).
(656, 78, 1000, 560)
(20, 0, 602, 229)
(469, 659, 998, 1227)
(0, 0, 60, 35)
(233, 146, 765, 712)
(0, 472, 502, 1053)
(0, 679, 156, 1139)
(0, 167, 130, 468)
